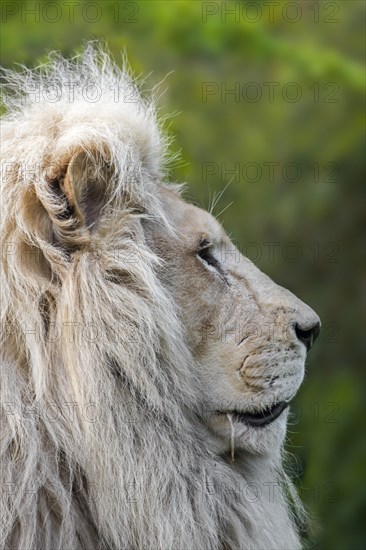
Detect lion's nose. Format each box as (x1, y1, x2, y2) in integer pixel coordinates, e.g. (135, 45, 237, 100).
(294, 322, 320, 351)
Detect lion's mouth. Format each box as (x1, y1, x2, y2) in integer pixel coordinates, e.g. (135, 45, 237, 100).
(219, 401, 289, 428)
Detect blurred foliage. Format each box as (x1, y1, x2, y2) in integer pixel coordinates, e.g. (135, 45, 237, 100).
(1, 1, 365, 548)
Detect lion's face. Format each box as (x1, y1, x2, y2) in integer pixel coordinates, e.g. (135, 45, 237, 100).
(147, 188, 320, 454)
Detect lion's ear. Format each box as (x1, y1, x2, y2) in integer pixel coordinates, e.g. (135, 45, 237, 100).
(60, 150, 111, 231)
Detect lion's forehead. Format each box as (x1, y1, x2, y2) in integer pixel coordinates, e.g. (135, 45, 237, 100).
(159, 188, 227, 247)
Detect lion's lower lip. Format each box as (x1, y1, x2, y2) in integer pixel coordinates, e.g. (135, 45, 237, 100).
(221, 401, 289, 428)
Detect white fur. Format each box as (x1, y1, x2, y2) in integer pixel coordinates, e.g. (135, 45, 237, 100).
(1, 44, 304, 549)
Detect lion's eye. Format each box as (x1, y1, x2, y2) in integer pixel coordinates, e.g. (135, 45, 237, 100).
(197, 240, 220, 270)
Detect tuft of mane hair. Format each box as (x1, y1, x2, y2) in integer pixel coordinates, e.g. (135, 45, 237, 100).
(1, 44, 304, 549)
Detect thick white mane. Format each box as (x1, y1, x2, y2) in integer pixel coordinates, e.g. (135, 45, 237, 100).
(1, 45, 303, 549)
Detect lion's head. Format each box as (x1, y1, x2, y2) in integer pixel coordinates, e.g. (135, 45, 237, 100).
(1, 45, 319, 549)
(146, 187, 320, 456)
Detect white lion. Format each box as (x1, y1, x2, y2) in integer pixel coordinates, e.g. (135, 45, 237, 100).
(0, 45, 320, 549)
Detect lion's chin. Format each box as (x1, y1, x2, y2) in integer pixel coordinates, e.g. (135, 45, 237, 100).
(206, 405, 290, 456)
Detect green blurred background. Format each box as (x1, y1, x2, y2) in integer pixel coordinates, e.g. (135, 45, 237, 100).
(1, 1, 364, 548)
